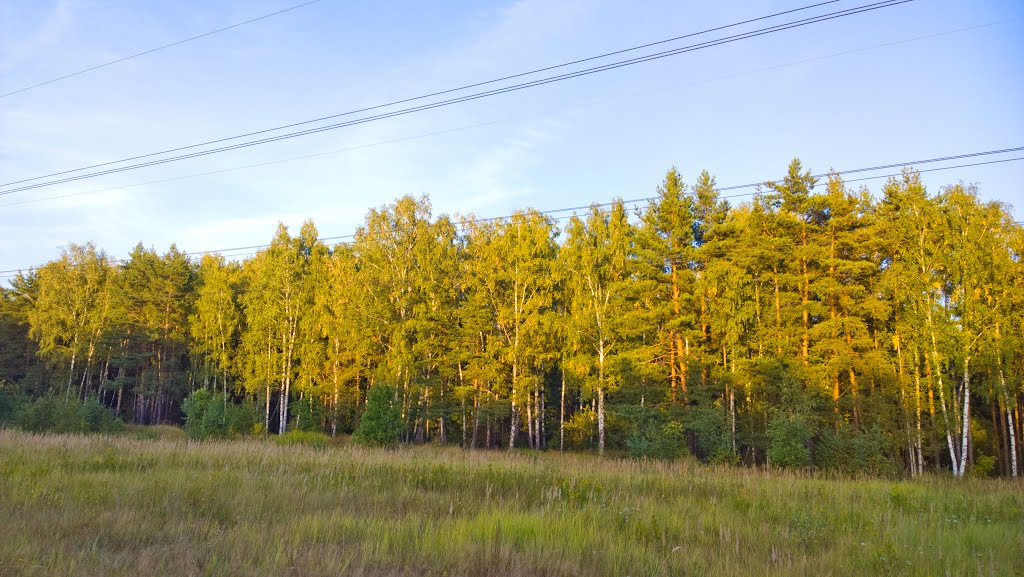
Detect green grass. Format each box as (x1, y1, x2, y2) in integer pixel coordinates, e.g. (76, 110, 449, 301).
(0, 429, 1020, 576)
(122, 424, 188, 441)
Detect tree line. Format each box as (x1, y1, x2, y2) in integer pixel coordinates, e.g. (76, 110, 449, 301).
(1, 160, 1021, 477)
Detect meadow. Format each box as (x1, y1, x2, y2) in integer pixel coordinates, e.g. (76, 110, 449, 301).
(0, 429, 1020, 577)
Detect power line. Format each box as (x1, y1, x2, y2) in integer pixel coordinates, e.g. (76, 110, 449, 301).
(0, 0, 323, 99)
(2, 146, 1020, 278)
(0, 0, 910, 194)
(621, 155, 1024, 208)
(491, 153, 1024, 218)
(0, 0, 839, 187)
(0, 121, 498, 208)
(4, 16, 1010, 210)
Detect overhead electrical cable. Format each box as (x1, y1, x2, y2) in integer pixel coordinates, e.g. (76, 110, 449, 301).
(2, 145, 1020, 278)
(3, 16, 1010, 210)
(578, 155, 1024, 216)
(0, 0, 324, 99)
(0, 0, 911, 194)
(0, 121, 498, 208)
(0, 0, 841, 187)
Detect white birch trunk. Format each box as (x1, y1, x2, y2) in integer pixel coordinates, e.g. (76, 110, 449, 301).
(66, 346, 78, 399)
(559, 367, 565, 452)
(1007, 400, 1019, 479)
(956, 357, 971, 477)
(509, 361, 518, 450)
(914, 356, 924, 475)
(729, 354, 736, 456)
(526, 390, 534, 450)
(597, 339, 605, 455)
(999, 368, 1017, 478)
(928, 310, 958, 474)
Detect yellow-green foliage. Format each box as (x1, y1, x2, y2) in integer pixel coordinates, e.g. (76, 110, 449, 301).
(0, 430, 1020, 577)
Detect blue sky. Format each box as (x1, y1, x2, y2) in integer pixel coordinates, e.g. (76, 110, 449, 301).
(1, 0, 1022, 274)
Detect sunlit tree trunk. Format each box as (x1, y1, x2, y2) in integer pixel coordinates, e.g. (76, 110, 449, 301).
(559, 367, 565, 452)
(956, 357, 972, 477)
(1000, 368, 1018, 478)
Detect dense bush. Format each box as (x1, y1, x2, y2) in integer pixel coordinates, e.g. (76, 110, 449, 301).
(182, 388, 260, 439)
(817, 425, 900, 476)
(291, 396, 329, 433)
(618, 405, 686, 459)
(562, 410, 597, 450)
(767, 415, 812, 469)
(0, 381, 24, 424)
(354, 384, 403, 446)
(685, 403, 735, 464)
(182, 388, 212, 438)
(1, 393, 123, 434)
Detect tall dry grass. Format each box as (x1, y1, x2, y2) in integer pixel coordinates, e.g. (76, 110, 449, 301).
(0, 429, 1020, 576)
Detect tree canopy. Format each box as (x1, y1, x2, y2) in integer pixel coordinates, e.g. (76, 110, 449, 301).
(3, 161, 1022, 478)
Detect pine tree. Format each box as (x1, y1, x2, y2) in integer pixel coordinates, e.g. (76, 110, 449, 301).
(115, 244, 195, 424)
(635, 167, 696, 403)
(809, 173, 875, 426)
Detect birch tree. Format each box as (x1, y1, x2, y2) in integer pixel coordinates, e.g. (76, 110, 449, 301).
(26, 243, 112, 399)
(465, 210, 557, 449)
(562, 200, 635, 453)
(190, 254, 240, 400)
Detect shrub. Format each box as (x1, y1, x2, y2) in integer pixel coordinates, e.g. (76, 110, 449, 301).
(767, 415, 812, 469)
(200, 395, 226, 437)
(183, 388, 260, 439)
(685, 403, 735, 464)
(291, 396, 328, 432)
(0, 381, 26, 425)
(182, 388, 213, 439)
(562, 410, 597, 450)
(354, 384, 404, 446)
(274, 429, 331, 449)
(619, 405, 686, 460)
(816, 425, 900, 476)
(82, 401, 122, 433)
(971, 455, 997, 478)
(10, 395, 122, 434)
(224, 399, 261, 437)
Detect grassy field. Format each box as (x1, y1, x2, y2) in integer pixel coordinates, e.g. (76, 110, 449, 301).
(0, 429, 1021, 577)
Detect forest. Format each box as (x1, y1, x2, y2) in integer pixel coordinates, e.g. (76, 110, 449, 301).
(1, 159, 1021, 479)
